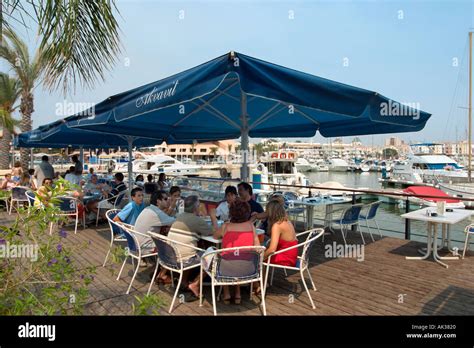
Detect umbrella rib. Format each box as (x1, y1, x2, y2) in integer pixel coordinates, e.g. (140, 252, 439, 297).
(191, 99, 241, 130)
(173, 80, 239, 127)
(248, 102, 286, 130)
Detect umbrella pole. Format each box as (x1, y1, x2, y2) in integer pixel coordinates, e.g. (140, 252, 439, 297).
(240, 93, 249, 181)
(79, 146, 84, 170)
(126, 136, 134, 195)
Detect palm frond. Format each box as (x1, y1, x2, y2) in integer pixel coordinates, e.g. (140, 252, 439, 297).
(35, 0, 121, 93)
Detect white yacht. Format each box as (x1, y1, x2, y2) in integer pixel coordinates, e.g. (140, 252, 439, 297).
(390, 154, 469, 185)
(295, 157, 313, 172)
(115, 154, 200, 176)
(312, 159, 329, 172)
(253, 151, 309, 191)
(327, 158, 349, 172)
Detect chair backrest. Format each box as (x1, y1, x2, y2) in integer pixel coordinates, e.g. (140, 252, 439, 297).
(341, 204, 363, 224)
(25, 191, 36, 206)
(149, 232, 181, 270)
(106, 209, 123, 236)
(57, 196, 78, 213)
(365, 201, 381, 219)
(11, 186, 29, 201)
(114, 221, 138, 253)
(113, 190, 127, 208)
(300, 228, 324, 267)
(212, 246, 265, 283)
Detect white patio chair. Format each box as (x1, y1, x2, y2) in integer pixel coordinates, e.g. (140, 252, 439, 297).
(0, 190, 10, 213)
(96, 190, 127, 226)
(359, 201, 382, 241)
(147, 230, 204, 313)
(50, 196, 82, 235)
(115, 222, 158, 294)
(462, 224, 474, 259)
(9, 186, 29, 215)
(327, 204, 364, 245)
(199, 245, 267, 316)
(102, 209, 127, 267)
(263, 228, 324, 310)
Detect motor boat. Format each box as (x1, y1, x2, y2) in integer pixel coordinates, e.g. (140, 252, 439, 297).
(401, 186, 465, 209)
(115, 154, 200, 176)
(327, 158, 349, 172)
(295, 157, 313, 172)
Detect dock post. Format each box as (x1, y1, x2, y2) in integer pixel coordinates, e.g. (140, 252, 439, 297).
(351, 192, 356, 232)
(405, 197, 410, 240)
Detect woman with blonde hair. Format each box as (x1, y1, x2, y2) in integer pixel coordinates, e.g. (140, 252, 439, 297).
(264, 200, 298, 267)
(11, 161, 23, 182)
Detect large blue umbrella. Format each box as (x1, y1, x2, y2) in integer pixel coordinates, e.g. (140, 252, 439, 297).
(15, 119, 197, 188)
(63, 51, 432, 180)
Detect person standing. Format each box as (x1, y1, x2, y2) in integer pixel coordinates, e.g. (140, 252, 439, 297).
(34, 155, 54, 188)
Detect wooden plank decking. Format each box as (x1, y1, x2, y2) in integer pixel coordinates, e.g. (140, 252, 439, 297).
(2, 210, 474, 316)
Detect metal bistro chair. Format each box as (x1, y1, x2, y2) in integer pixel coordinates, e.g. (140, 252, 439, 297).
(96, 190, 127, 226)
(0, 190, 10, 213)
(359, 201, 382, 242)
(462, 224, 474, 259)
(283, 191, 306, 226)
(50, 196, 82, 235)
(148, 230, 204, 313)
(115, 222, 157, 294)
(9, 186, 29, 215)
(263, 228, 324, 310)
(328, 204, 364, 245)
(199, 245, 267, 316)
(103, 209, 126, 267)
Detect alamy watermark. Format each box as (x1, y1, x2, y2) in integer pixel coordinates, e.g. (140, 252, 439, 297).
(0, 241, 39, 262)
(380, 100, 420, 120)
(324, 242, 364, 262)
(55, 100, 95, 118)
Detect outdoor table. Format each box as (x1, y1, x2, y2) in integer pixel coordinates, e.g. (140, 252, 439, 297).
(291, 196, 353, 230)
(401, 207, 473, 268)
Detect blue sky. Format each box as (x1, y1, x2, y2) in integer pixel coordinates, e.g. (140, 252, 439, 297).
(5, 0, 474, 145)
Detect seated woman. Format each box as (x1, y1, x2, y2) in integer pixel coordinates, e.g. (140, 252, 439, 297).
(157, 173, 168, 191)
(135, 174, 145, 187)
(18, 173, 32, 188)
(212, 198, 260, 305)
(83, 174, 108, 216)
(11, 161, 23, 183)
(1, 174, 18, 190)
(263, 200, 298, 267)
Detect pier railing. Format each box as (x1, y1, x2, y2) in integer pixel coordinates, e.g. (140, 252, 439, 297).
(246, 180, 474, 243)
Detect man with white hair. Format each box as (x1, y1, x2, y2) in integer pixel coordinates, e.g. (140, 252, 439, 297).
(168, 195, 218, 294)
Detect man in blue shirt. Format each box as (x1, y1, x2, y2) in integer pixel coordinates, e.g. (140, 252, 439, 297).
(113, 187, 145, 225)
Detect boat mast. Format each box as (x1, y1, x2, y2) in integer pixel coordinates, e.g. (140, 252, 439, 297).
(469, 31, 472, 182)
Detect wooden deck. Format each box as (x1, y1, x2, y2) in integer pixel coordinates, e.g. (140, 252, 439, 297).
(3, 210, 474, 316)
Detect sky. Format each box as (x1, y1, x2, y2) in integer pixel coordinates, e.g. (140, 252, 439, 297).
(4, 0, 474, 146)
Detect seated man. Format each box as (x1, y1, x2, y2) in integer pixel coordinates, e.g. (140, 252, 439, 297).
(237, 182, 264, 215)
(168, 195, 218, 293)
(113, 187, 145, 225)
(134, 190, 176, 256)
(97, 172, 127, 211)
(65, 166, 82, 186)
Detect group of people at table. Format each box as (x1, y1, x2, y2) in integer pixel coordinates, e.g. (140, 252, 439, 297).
(112, 181, 299, 304)
(1, 155, 300, 304)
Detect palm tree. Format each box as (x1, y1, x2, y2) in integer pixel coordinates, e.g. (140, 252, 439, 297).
(0, 28, 44, 170)
(0, 73, 20, 169)
(2, 0, 121, 93)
